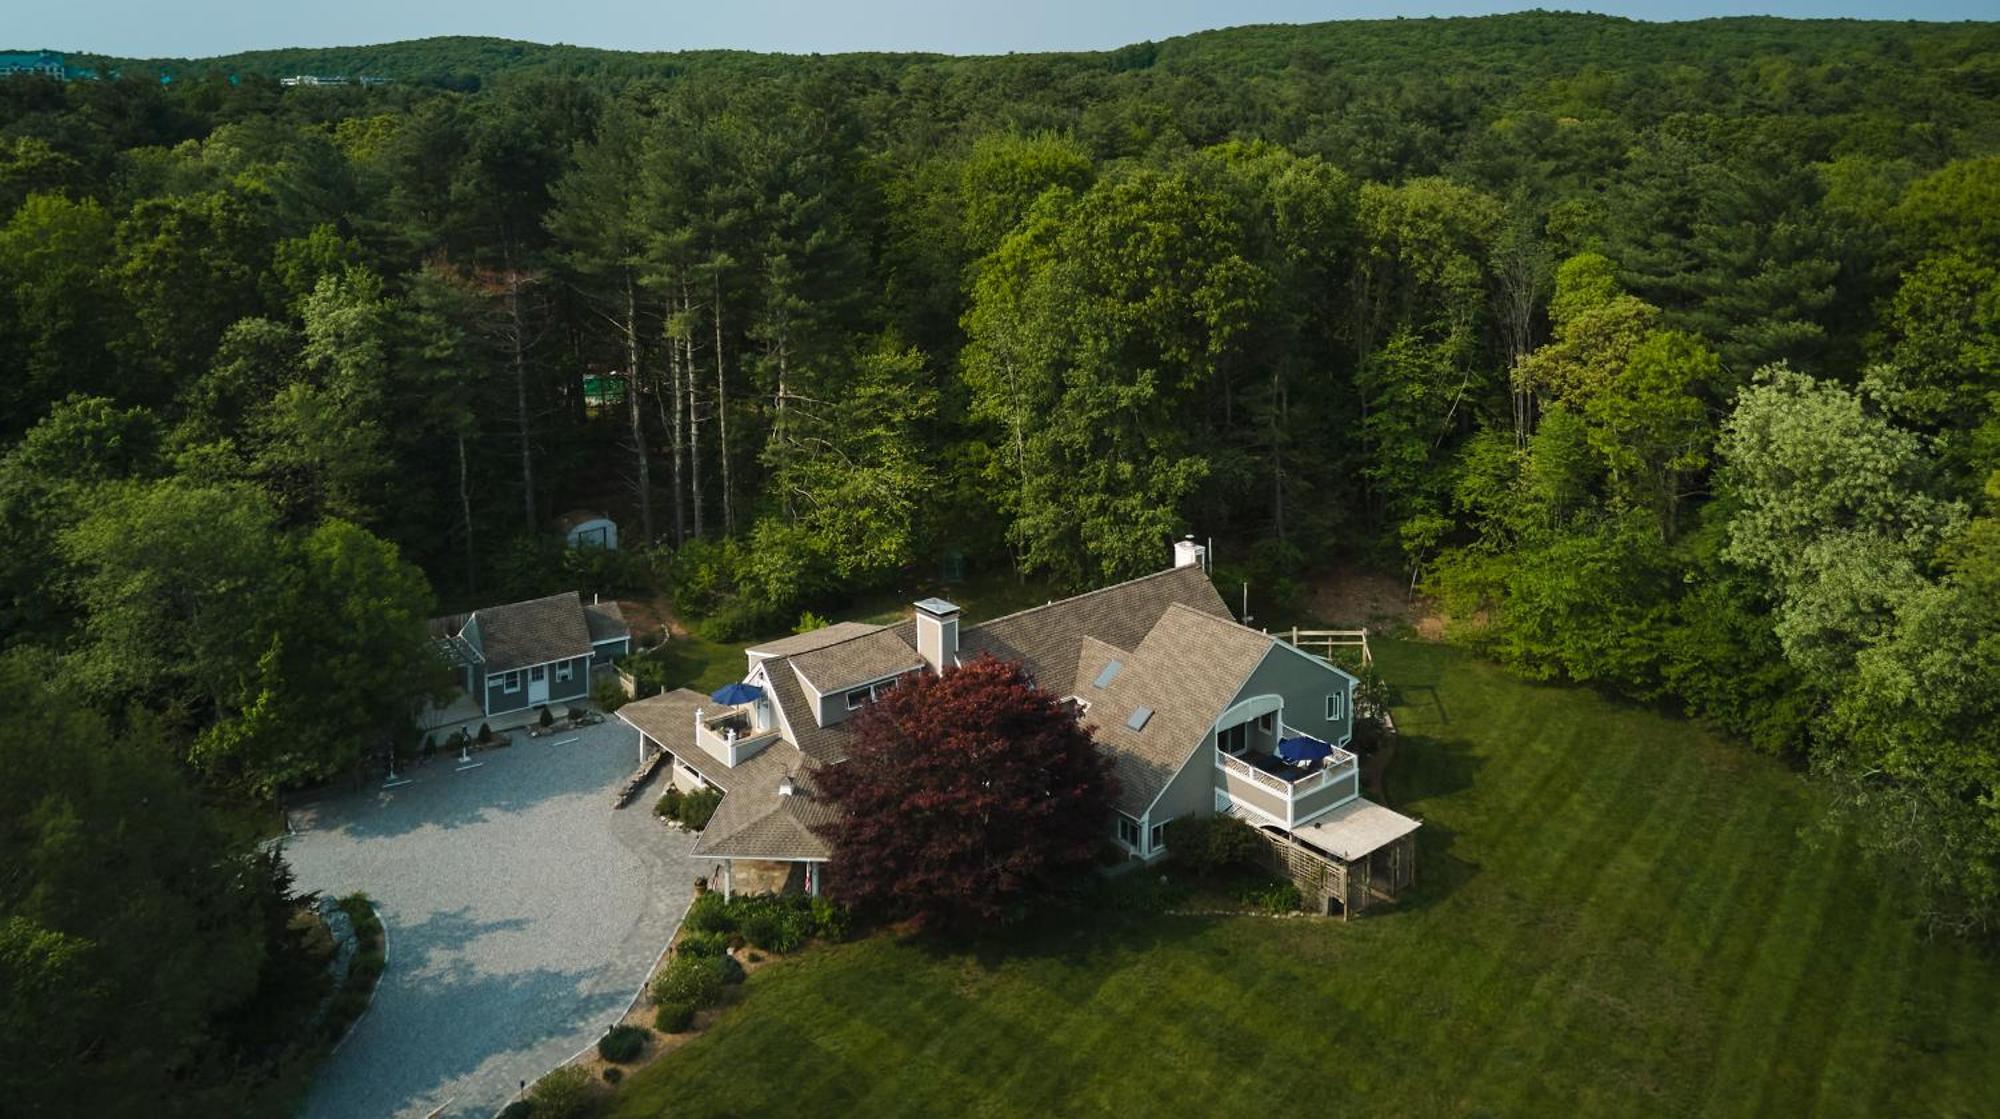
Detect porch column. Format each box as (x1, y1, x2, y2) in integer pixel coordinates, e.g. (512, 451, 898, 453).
(721, 861, 733, 900)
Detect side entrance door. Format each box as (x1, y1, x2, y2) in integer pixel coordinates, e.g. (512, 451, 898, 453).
(529, 664, 550, 704)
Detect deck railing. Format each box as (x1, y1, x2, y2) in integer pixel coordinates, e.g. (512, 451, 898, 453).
(692, 709, 780, 766)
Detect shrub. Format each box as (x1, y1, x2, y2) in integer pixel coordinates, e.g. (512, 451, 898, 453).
(653, 999, 695, 1033)
(655, 787, 684, 821)
(675, 929, 730, 958)
(350, 950, 385, 981)
(679, 788, 722, 830)
(528, 1066, 593, 1119)
(539, 705, 554, 729)
(448, 729, 468, 754)
(739, 908, 788, 953)
(602, 1067, 622, 1085)
(795, 610, 830, 633)
(1165, 815, 1266, 876)
(591, 673, 628, 712)
(421, 734, 436, 760)
(684, 891, 734, 935)
(1238, 876, 1303, 914)
(597, 1024, 646, 1063)
(809, 896, 852, 942)
(498, 1102, 534, 1119)
(651, 954, 726, 1009)
(477, 722, 492, 745)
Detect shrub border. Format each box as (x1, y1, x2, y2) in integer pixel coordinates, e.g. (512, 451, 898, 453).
(327, 896, 388, 1057)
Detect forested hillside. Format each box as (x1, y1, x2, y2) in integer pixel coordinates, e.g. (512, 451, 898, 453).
(3, 12, 2000, 1110)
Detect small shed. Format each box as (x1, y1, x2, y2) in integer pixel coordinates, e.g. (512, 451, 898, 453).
(555, 510, 618, 551)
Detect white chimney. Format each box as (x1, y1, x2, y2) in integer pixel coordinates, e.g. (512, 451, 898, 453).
(913, 597, 961, 676)
(1173, 535, 1207, 571)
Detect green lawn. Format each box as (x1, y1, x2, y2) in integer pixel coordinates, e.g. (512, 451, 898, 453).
(607, 640, 2000, 1117)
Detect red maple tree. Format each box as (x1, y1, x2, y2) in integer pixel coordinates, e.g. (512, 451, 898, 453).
(813, 654, 1116, 930)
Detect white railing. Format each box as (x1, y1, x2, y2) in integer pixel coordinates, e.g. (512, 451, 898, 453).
(692, 708, 779, 767)
(1216, 741, 1358, 800)
(1218, 749, 1293, 795)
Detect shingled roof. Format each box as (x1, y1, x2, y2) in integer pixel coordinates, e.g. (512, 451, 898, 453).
(958, 565, 1231, 688)
(583, 600, 630, 643)
(789, 628, 926, 695)
(430, 591, 597, 672)
(691, 747, 837, 860)
(746, 621, 884, 659)
(1072, 603, 1276, 815)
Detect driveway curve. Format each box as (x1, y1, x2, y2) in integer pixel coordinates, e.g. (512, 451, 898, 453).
(284, 720, 693, 1119)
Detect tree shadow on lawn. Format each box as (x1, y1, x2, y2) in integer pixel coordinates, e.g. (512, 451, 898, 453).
(902, 883, 1221, 993)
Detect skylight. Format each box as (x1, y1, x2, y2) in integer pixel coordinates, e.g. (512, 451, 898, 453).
(1093, 660, 1123, 688)
(1126, 706, 1153, 731)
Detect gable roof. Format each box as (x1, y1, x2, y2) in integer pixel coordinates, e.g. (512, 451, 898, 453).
(958, 565, 1231, 690)
(1075, 603, 1276, 816)
(789, 628, 926, 695)
(440, 591, 594, 672)
(583, 600, 630, 643)
(746, 621, 885, 659)
(690, 747, 838, 860)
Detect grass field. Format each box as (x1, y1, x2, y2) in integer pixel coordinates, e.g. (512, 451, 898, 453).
(606, 639, 2000, 1117)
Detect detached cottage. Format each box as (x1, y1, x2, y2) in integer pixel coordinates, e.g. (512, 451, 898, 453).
(430, 591, 631, 717)
(618, 541, 1419, 914)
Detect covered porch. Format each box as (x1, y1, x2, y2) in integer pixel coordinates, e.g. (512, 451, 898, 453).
(1237, 797, 1420, 919)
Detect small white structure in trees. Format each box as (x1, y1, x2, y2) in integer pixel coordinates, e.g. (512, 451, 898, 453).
(555, 510, 618, 551)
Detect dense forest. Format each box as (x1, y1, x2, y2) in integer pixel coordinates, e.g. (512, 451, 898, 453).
(3, 12, 2000, 1113)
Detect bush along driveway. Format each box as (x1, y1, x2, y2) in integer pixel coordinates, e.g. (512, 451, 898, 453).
(283, 720, 697, 1119)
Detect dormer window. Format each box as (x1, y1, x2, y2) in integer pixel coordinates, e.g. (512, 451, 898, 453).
(846, 688, 871, 710)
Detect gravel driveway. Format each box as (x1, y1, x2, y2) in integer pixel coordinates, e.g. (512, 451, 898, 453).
(284, 720, 694, 1119)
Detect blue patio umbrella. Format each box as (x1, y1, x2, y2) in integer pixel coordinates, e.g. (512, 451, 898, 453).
(710, 682, 764, 705)
(1276, 735, 1333, 765)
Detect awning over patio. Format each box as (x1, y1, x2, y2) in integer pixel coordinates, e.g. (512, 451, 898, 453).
(1291, 797, 1421, 862)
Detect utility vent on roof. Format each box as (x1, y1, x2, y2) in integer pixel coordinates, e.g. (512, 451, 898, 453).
(1093, 660, 1123, 688)
(1126, 706, 1153, 731)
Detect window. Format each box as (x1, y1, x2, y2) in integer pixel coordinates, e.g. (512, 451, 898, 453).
(846, 688, 871, 710)
(501, 671, 522, 694)
(1257, 711, 1275, 734)
(556, 661, 574, 683)
(1093, 659, 1123, 688)
(1149, 820, 1170, 852)
(1326, 692, 1345, 721)
(1218, 721, 1249, 756)
(1126, 706, 1154, 731)
(1116, 813, 1141, 850)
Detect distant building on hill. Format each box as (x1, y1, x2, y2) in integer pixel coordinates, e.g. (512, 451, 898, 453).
(279, 74, 392, 87)
(0, 51, 96, 81)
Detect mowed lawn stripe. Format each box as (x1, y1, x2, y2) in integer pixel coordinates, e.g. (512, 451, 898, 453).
(604, 640, 2000, 1118)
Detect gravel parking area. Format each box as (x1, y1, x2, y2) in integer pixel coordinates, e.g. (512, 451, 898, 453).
(284, 720, 695, 1119)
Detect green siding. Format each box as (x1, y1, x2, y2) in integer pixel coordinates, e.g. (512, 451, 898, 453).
(1234, 645, 1355, 747)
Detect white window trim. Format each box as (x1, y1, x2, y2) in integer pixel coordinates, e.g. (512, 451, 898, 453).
(1148, 818, 1171, 854)
(1115, 812, 1142, 851)
(501, 671, 522, 694)
(555, 661, 575, 683)
(846, 687, 871, 711)
(1326, 693, 1344, 721)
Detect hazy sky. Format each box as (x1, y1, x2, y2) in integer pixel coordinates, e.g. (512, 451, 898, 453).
(14, 1, 1993, 59)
